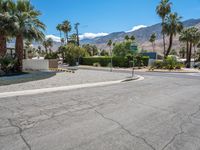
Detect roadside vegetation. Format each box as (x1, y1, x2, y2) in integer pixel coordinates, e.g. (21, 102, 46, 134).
(1, 0, 200, 76)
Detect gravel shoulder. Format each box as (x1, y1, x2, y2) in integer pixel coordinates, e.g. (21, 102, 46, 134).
(0, 70, 129, 93)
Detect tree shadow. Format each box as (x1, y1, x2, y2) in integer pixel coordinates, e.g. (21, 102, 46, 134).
(0, 71, 56, 86)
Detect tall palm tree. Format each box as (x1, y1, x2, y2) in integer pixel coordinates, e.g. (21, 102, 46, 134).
(75, 23, 80, 46)
(0, 0, 16, 57)
(149, 33, 156, 52)
(56, 24, 62, 44)
(15, 0, 45, 71)
(163, 13, 183, 57)
(61, 20, 71, 44)
(156, 0, 172, 57)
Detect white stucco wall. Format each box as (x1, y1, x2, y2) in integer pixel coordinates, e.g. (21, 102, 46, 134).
(23, 59, 49, 70)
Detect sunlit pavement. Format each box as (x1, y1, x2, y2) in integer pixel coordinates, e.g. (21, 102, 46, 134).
(0, 71, 200, 150)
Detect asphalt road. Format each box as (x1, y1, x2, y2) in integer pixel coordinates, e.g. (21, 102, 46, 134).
(0, 72, 200, 150)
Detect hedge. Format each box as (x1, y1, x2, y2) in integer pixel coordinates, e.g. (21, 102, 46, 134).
(80, 56, 149, 67)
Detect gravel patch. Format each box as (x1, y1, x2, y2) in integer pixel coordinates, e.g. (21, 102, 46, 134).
(0, 70, 129, 93)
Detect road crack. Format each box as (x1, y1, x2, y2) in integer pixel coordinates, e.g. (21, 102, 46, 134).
(95, 110, 156, 150)
(8, 119, 31, 150)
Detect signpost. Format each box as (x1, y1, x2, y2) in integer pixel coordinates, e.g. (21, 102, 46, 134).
(130, 43, 138, 77)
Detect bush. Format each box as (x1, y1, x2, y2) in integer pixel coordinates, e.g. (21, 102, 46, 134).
(93, 62, 101, 67)
(0, 56, 18, 74)
(151, 56, 183, 70)
(45, 52, 59, 59)
(81, 56, 149, 68)
(60, 44, 88, 66)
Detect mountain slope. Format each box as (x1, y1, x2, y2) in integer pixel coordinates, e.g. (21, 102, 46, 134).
(81, 18, 200, 52)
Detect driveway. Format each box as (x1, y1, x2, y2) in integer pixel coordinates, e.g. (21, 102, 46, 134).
(0, 71, 200, 150)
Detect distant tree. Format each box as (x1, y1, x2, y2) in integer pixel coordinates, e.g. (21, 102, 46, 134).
(75, 23, 80, 46)
(43, 38, 53, 53)
(156, 0, 172, 57)
(163, 13, 183, 57)
(130, 35, 136, 42)
(56, 24, 63, 44)
(179, 27, 200, 68)
(61, 44, 88, 66)
(69, 34, 77, 45)
(149, 33, 157, 52)
(113, 41, 132, 57)
(124, 35, 130, 41)
(82, 44, 98, 56)
(61, 38, 65, 45)
(61, 20, 71, 44)
(100, 50, 109, 56)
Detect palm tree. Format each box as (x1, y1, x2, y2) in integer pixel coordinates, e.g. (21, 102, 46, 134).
(69, 34, 77, 45)
(130, 35, 135, 42)
(163, 13, 183, 57)
(156, 0, 172, 57)
(15, 0, 45, 71)
(56, 24, 62, 44)
(0, 0, 16, 57)
(149, 33, 156, 52)
(179, 27, 200, 68)
(124, 35, 129, 41)
(75, 23, 80, 46)
(107, 39, 113, 71)
(61, 20, 71, 44)
(43, 38, 53, 53)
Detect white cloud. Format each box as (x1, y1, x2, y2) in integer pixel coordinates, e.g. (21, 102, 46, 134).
(79, 32, 109, 40)
(126, 25, 147, 33)
(46, 33, 109, 41)
(46, 35, 61, 42)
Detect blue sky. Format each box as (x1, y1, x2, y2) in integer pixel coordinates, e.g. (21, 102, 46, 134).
(31, 0, 200, 40)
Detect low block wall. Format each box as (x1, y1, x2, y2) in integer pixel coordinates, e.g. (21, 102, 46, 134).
(49, 59, 58, 69)
(23, 59, 58, 71)
(23, 59, 49, 70)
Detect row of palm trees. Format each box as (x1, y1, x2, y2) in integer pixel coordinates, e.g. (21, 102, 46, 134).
(0, 0, 45, 71)
(56, 21, 80, 46)
(156, 0, 200, 68)
(156, 0, 183, 57)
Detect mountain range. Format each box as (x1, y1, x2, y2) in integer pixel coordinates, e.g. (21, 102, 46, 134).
(81, 18, 200, 54)
(7, 18, 200, 54)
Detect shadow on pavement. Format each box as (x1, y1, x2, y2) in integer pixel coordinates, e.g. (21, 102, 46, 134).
(0, 71, 56, 86)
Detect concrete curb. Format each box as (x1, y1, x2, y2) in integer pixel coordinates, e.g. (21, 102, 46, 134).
(0, 76, 143, 98)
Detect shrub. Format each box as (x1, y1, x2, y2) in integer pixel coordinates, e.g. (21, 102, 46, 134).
(81, 56, 149, 68)
(45, 52, 59, 59)
(93, 62, 101, 67)
(0, 56, 18, 74)
(151, 56, 183, 70)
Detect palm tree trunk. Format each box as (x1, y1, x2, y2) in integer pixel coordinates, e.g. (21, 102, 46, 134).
(187, 42, 192, 68)
(186, 41, 189, 68)
(165, 34, 173, 57)
(15, 34, 24, 72)
(59, 31, 62, 46)
(162, 18, 166, 57)
(0, 35, 7, 57)
(66, 32, 69, 44)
